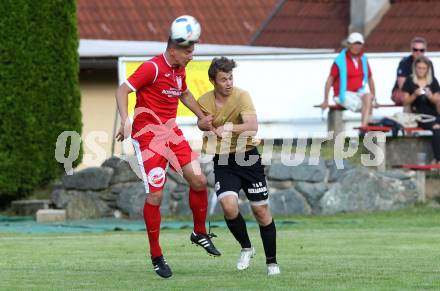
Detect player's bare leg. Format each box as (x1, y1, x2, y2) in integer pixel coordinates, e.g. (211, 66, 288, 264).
(361, 93, 374, 127)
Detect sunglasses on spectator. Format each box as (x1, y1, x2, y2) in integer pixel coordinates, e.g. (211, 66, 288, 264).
(412, 48, 425, 52)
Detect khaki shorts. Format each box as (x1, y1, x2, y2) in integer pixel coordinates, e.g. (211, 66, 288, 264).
(335, 91, 364, 112)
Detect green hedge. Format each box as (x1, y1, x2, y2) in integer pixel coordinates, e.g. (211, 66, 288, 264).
(0, 0, 82, 200)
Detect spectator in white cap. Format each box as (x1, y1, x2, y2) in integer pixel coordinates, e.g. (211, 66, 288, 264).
(320, 32, 376, 128)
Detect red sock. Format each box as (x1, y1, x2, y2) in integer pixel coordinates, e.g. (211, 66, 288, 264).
(143, 202, 162, 257)
(189, 187, 208, 235)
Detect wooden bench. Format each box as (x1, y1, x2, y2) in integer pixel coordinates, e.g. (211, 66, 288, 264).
(356, 125, 392, 133)
(314, 104, 400, 137)
(393, 163, 440, 170)
(354, 126, 432, 171)
(314, 104, 434, 171)
(392, 163, 440, 203)
(355, 125, 425, 135)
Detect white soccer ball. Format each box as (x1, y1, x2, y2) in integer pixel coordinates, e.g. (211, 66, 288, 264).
(169, 15, 201, 46)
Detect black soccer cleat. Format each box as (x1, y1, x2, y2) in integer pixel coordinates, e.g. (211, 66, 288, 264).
(190, 231, 221, 257)
(151, 255, 173, 279)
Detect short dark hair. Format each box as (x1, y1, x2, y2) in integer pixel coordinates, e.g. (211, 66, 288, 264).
(166, 37, 194, 50)
(411, 36, 427, 47)
(208, 57, 236, 80)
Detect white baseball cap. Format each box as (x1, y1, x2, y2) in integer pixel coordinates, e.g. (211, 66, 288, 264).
(347, 32, 364, 44)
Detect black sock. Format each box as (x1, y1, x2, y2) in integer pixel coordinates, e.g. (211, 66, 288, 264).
(225, 213, 251, 249)
(259, 220, 277, 264)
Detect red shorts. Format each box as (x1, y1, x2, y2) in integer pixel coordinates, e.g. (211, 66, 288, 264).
(132, 127, 197, 193)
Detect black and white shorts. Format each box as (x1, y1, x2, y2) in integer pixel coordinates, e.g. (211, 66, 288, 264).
(213, 147, 269, 206)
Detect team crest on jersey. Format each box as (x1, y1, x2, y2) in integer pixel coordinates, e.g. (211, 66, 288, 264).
(175, 76, 182, 90)
(215, 181, 220, 191)
(147, 167, 166, 188)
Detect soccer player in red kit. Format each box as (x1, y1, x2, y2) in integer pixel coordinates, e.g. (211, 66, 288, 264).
(115, 37, 220, 279)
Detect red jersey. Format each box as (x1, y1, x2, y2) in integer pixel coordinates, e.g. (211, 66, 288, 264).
(330, 51, 372, 96)
(126, 54, 188, 138)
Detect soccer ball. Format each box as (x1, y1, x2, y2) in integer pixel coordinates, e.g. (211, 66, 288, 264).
(169, 15, 201, 46)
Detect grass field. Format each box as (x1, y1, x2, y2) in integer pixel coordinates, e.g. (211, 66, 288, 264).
(1, 207, 440, 290)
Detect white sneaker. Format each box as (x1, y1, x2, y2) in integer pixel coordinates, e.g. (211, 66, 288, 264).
(267, 263, 281, 276)
(236, 247, 256, 270)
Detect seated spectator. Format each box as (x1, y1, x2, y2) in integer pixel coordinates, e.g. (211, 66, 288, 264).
(391, 37, 433, 106)
(402, 56, 440, 163)
(320, 32, 376, 128)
